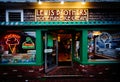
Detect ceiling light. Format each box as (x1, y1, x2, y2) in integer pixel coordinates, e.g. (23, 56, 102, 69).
(81, 2, 86, 5)
(38, 0, 42, 4)
(61, 1, 64, 4)
(81, 0, 86, 5)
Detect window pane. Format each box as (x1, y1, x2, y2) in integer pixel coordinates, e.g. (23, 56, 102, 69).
(0, 30, 36, 64)
(88, 30, 120, 61)
(9, 12, 21, 21)
(74, 32, 80, 59)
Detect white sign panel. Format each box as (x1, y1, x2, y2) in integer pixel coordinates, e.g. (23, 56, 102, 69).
(44, 49, 53, 53)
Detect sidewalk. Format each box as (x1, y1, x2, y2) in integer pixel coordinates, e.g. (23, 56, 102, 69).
(0, 64, 120, 82)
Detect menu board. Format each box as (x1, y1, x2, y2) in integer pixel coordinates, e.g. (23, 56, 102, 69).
(36, 9, 88, 21)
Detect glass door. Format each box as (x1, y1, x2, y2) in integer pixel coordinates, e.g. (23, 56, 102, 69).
(44, 32, 58, 73)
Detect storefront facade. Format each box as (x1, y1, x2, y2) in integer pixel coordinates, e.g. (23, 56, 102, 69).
(0, 1, 120, 73)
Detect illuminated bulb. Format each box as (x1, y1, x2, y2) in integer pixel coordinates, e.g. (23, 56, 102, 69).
(44, 13, 47, 15)
(70, 39, 72, 41)
(93, 31, 101, 36)
(61, 1, 64, 4)
(58, 36, 60, 42)
(38, 1, 42, 4)
(81, 2, 86, 5)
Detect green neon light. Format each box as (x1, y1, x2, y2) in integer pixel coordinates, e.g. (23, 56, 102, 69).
(22, 37, 35, 49)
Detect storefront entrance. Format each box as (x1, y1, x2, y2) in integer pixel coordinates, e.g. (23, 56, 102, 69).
(43, 30, 80, 73)
(58, 33, 72, 66)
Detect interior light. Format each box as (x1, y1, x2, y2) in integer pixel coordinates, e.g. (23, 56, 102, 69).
(58, 36, 60, 42)
(93, 31, 101, 36)
(60, 1, 64, 4)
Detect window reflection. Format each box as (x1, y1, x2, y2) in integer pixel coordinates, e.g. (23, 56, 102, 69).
(88, 31, 120, 61)
(74, 33, 80, 59)
(0, 30, 36, 64)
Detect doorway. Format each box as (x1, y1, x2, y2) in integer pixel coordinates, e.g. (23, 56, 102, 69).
(43, 30, 80, 73)
(58, 33, 72, 66)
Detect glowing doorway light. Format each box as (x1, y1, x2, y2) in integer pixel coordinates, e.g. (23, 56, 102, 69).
(38, 0, 42, 4)
(60, 1, 64, 4)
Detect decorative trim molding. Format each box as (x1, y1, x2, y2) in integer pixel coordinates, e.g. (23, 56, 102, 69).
(0, 21, 120, 26)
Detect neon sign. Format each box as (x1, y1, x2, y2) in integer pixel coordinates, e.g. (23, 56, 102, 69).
(36, 9, 88, 21)
(4, 34, 20, 39)
(4, 34, 20, 54)
(22, 37, 35, 49)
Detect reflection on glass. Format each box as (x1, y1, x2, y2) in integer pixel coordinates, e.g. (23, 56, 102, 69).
(0, 30, 36, 64)
(47, 39, 57, 69)
(74, 33, 80, 59)
(88, 30, 120, 61)
(43, 32, 57, 71)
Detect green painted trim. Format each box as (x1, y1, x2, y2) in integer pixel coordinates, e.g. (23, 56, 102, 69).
(73, 58, 120, 65)
(0, 62, 44, 66)
(0, 21, 120, 26)
(73, 58, 81, 64)
(36, 30, 44, 65)
(83, 61, 120, 65)
(80, 30, 88, 64)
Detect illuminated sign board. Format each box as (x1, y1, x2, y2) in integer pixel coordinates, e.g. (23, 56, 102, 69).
(36, 9, 88, 21)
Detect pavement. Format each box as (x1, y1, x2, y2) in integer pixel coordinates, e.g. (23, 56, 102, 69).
(0, 63, 120, 82)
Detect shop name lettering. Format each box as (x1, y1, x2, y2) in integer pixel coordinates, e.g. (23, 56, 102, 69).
(36, 9, 88, 21)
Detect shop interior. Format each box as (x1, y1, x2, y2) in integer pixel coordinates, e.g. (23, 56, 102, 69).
(42, 30, 80, 73)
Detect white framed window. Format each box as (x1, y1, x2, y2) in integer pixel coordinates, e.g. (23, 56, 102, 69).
(6, 10, 23, 22)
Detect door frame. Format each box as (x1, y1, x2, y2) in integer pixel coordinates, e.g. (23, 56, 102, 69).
(44, 32, 58, 73)
(57, 33, 74, 66)
(44, 30, 77, 72)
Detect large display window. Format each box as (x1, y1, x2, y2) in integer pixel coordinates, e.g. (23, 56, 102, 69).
(88, 30, 120, 61)
(0, 30, 36, 64)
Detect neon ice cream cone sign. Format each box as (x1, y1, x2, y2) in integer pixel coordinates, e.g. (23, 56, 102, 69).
(4, 34, 20, 54)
